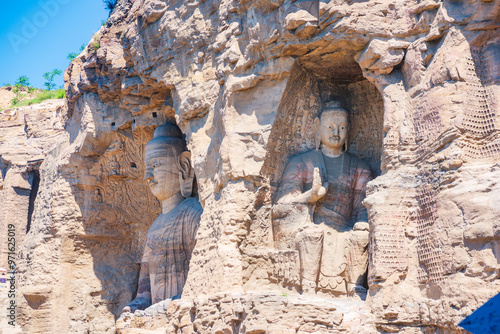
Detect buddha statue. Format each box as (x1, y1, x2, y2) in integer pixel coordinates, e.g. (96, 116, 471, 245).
(122, 123, 202, 313)
(274, 101, 372, 296)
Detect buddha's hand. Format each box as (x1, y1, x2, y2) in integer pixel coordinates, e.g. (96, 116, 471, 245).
(307, 167, 328, 203)
(353, 222, 369, 231)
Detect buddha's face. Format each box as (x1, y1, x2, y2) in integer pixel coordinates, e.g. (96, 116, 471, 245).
(144, 147, 181, 201)
(319, 110, 348, 151)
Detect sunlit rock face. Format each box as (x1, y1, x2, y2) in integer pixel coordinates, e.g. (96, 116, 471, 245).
(9, 0, 499, 333)
(0, 99, 66, 334)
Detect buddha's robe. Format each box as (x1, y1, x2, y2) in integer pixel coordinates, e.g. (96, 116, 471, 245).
(128, 197, 201, 310)
(278, 150, 372, 230)
(276, 149, 372, 293)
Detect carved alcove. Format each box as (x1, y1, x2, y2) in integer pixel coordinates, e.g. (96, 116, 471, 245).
(47, 89, 177, 321)
(247, 55, 384, 298)
(264, 59, 384, 189)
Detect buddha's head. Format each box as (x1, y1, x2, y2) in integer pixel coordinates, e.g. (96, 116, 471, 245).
(316, 101, 349, 152)
(144, 124, 195, 201)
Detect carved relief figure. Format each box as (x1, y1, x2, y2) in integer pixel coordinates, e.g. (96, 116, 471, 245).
(110, 156, 121, 176)
(274, 101, 372, 296)
(122, 124, 202, 313)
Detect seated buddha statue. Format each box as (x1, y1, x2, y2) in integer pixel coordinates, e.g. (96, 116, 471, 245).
(274, 101, 372, 296)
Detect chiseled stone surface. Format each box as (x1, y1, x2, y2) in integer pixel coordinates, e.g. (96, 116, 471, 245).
(117, 293, 375, 334)
(0, 99, 67, 272)
(7, 0, 499, 333)
(0, 99, 66, 334)
(273, 102, 372, 297)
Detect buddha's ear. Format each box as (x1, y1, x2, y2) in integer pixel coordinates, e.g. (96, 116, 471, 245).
(313, 117, 321, 150)
(178, 151, 195, 197)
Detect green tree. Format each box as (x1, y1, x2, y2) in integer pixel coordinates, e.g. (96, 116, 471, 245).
(15, 75, 30, 87)
(10, 75, 32, 105)
(43, 69, 62, 91)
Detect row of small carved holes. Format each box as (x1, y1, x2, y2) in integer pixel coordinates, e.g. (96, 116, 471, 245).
(374, 220, 407, 271)
(462, 48, 496, 138)
(415, 186, 444, 283)
(464, 140, 500, 160)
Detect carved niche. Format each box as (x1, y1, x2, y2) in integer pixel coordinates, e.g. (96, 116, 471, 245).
(272, 101, 372, 298)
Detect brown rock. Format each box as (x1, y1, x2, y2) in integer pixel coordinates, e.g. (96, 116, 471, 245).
(4, 0, 498, 332)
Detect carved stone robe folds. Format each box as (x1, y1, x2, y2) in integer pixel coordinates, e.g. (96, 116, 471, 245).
(279, 149, 372, 229)
(143, 197, 201, 304)
(275, 149, 372, 294)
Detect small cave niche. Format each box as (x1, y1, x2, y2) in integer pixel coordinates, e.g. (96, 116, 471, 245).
(24, 293, 47, 310)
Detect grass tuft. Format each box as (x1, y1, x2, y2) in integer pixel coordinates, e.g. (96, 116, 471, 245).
(14, 89, 66, 107)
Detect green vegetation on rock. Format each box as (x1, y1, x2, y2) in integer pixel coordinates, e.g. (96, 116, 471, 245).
(103, 0, 117, 16)
(16, 89, 66, 107)
(67, 44, 87, 62)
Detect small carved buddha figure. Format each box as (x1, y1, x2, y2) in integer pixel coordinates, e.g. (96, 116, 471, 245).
(275, 101, 372, 296)
(122, 124, 202, 313)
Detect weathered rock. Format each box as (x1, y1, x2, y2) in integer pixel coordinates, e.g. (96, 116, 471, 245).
(3, 0, 498, 333)
(117, 293, 375, 334)
(0, 99, 67, 270)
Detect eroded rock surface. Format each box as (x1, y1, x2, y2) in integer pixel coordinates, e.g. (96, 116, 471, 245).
(6, 0, 499, 333)
(0, 99, 67, 270)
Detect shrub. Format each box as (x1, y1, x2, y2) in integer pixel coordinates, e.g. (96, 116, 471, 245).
(103, 0, 118, 16)
(68, 44, 87, 62)
(11, 94, 23, 106)
(10, 76, 35, 105)
(90, 32, 101, 51)
(15, 75, 30, 87)
(92, 40, 100, 51)
(11, 82, 26, 106)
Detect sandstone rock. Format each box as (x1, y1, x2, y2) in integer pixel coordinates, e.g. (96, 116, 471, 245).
(3, 0, 498, 332)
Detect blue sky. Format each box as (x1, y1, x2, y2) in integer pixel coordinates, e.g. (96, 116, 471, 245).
(0, 0, 110, 89)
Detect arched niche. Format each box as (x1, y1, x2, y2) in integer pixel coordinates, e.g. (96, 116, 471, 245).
(262, 59, 384, 194)
(246, 56, 384, 298)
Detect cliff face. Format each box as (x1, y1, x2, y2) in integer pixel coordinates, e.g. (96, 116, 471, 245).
(0, 99, 67, 271)
(0, 99, 66, 334)
(10, 0, 500, 332)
